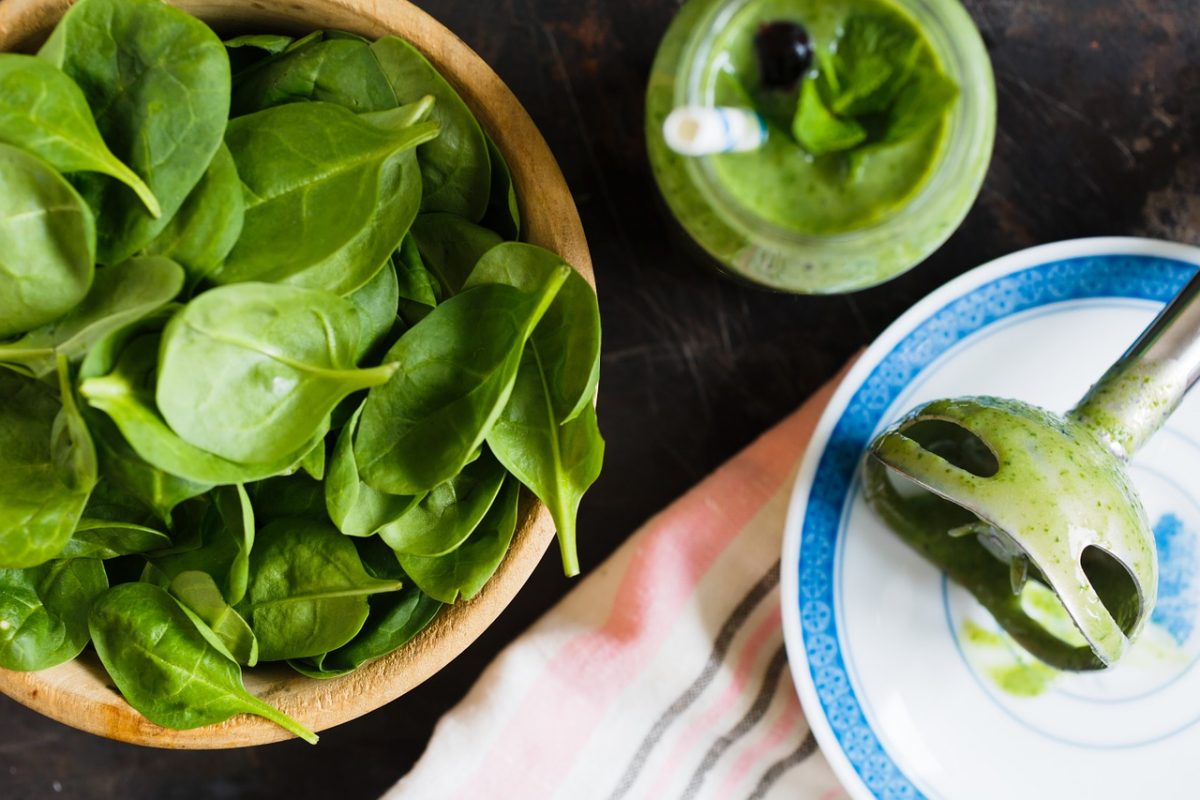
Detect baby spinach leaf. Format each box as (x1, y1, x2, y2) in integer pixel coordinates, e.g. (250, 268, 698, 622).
(239, 518, 402, 661)
(487, 357, 604, 577)
(89, 582, 317, 743)
(346, 253, 401, 364)
(81, 335, 330, 485)
(465, 242, 601, 423)
(0, 371, 93, 568)
(156, 282, 397, 463)
(792, 79, 867, 156)
(64, 521, 170, 560)
(379, 449, 506, 556)
(88, 412, 212, 525)
(38, 0, 231, 265)
(289, 582, 441, 679)
(410, 213, 503, 296)
(51, 355, 99, 495)
(149, 485, 254, 606)
(877, 66, 958, 144)
(355, 273, 568, 495)
(825, 14, 921, 117)
(142, 145, 245, 288)
(398, 476, 519, 603)
(299, 441, 327, 482)
(225, 34, 295, 54)
(251, 475, 329, 526)
(326, 404, 420, 538)
(215, 102, 437, 293)
(284, 141, 423, 298)
(480, 133, 521, 240)
(461, 243, 603, 575)
(63, 479, 169, 559)
(231, 37, 397, 116)
(393, 236, 441, 325)
(0, 54, 159, 217)
(0, 558, 108, 671)
(170, 571, 258, 666)
(369, 36, 491, 220)
(0, 257, 184, 379)
(0, 143, 96, 339)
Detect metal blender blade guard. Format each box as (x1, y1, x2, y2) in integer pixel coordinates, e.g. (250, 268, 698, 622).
(864, 268, 1200, 670)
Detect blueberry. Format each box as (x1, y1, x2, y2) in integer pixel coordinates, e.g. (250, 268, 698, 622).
(754, 21, 812, 90)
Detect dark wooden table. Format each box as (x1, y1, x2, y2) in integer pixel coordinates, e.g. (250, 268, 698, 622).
(4, 0, 1197, 797)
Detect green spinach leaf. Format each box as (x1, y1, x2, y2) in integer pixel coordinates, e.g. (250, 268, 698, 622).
(393, 235, 441, 325)
(398, 476, 519, 603)
(464, 242, 600, 423)
(0, 558, 108, 671)
(369, 36, 491, 220)
(355, 274, 568, 495)
(379, 448, 506, 556)
(231, 37, 397, 116)
(792, 78, 867, 156)
(0, 54, 159, 217)
(149, 485, 254, 606)
(326, 404, 419, 538)
(215, 102, 436, 293)
(51, 355, 99, 495)
(143, 144, 244, 288)
(290, 582, 441, 679)
(0, 143, 96, 339)
(410, 212, 503, 296)
(38, 0, 231, 264)
(81, 334, 330, 485)
(251, 475, 328, 526)
(238, 518, 402, 661)
(89, 582, 317, 742)
(346, 251, 401, 364)
(0, 257, 184, 379)
(480, 133, 520, 240)
(0, 371, 93, 568)
(156, 282, 397, 463)
(225, 34, 295, 55)
(169, 570, 258, 666)
(486, 357, 603, 577)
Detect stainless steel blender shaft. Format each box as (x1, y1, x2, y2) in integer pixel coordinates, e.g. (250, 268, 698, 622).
(1071, 268, 1200, 460)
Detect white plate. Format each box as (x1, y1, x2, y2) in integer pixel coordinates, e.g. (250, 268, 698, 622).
(781, 238, 1200, 800)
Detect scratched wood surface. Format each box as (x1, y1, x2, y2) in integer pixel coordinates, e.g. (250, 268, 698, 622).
(3, 0, 1198, 797)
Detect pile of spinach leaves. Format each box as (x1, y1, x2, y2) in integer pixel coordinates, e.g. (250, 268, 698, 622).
(0, 0, 603, 744)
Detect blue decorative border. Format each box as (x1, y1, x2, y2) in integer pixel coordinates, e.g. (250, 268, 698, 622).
(796, 255, 1196, 799)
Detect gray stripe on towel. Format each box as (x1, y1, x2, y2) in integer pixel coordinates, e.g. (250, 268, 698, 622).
(606, 561, 781, 800)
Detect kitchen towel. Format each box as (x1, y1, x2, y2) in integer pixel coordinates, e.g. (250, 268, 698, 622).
(386, 367, 853, 800)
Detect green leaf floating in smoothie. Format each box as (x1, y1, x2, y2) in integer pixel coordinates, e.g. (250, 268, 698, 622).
(792, 14, 957, 158)
(792, 78, 866, 156)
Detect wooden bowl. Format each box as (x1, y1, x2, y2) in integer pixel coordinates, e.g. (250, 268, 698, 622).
(0, 0, 593, 748)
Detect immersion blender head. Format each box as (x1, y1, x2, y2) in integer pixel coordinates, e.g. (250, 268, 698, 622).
(864, 268, 1200, 670)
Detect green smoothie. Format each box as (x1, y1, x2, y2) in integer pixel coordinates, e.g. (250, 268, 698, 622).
(646, 0, 995, 293)
(704, 0, 953, 235)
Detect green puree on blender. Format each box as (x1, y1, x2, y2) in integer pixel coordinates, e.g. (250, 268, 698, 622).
(706, 0, 959, 235)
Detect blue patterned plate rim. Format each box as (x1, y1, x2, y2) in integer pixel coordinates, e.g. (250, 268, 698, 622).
(779, 237, 1200, 800)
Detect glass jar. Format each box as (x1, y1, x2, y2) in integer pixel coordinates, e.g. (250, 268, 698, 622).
(646, 0, 996, 293)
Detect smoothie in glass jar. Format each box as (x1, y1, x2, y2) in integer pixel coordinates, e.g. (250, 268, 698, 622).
(647, 0, 995, 292)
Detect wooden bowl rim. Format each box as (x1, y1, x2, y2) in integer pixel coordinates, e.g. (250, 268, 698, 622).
(0, 0, 593, 749)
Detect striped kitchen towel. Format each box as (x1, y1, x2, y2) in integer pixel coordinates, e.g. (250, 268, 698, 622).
(386, 367, 853, 800)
